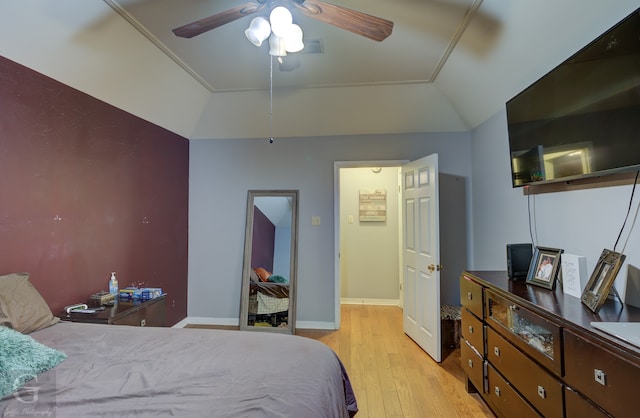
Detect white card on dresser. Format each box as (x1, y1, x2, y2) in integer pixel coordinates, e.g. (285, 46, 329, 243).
(561, 254, 587, 298)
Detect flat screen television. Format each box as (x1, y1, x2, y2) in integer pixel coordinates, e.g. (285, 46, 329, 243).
(506, 8, 640, 188)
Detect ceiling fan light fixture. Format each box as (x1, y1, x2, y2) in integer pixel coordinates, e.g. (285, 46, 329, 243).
(269, 6, 293, 37)
(284, 24, 304, 53)
(269, 34, 288, 57)
(245, 17, 271, 47)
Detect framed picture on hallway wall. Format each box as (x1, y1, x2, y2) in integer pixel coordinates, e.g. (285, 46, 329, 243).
(359, 189, 386, 222)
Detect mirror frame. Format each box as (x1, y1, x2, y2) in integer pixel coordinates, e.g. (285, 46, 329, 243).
(239, 190, 299, 334)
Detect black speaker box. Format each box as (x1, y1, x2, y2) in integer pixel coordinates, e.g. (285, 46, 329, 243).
(507, 243, 533, 280)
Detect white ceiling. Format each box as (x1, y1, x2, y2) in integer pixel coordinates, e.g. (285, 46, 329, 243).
(104, 0, 499, 92)
(0, 1, 638, 139)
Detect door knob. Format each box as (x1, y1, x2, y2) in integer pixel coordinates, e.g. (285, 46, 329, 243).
(428, 264, 443, 272)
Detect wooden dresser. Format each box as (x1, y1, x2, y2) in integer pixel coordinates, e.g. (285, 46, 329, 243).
(460, 271, 640, 418)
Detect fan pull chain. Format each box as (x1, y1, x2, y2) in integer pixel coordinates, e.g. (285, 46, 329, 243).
(269, 55, 274, 144)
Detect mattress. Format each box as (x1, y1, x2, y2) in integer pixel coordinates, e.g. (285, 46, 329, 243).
(0, 321, 357, 417)
(255, 292, 289, 314)
(249, 282, 291, 315)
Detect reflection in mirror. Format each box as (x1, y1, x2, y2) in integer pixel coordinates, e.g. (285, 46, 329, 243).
(240, 190, 298, 334)
(511, 143, 593, 186)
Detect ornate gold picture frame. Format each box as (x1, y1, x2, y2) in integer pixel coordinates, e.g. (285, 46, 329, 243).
(581, 249, 626, 313)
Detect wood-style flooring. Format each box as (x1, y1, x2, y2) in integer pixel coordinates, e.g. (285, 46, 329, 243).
(187, 304, 494, 417)
(297, 305, 494, 418)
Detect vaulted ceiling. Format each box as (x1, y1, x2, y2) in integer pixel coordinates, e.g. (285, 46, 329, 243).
(104, 0, 498, 92)
(0, 1, 637, 139)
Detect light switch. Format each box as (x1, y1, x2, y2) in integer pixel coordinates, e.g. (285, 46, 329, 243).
(348, 215, 354, 224)
(312, 216, 321, 226)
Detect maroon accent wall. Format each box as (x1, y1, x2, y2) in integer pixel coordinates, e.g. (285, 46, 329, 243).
(251, 207, 274, 272)
(0, 56, 188, 326)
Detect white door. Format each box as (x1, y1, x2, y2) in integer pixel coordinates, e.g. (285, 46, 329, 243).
(402, 154, 441, 362)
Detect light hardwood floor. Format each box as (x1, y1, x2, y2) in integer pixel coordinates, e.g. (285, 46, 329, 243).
(297, 305, 494, 418)
(187, 304, 494, 417)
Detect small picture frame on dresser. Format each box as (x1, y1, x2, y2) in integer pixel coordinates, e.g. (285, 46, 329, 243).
(581, 249, 626, 313)
(526, 246, 564, 290)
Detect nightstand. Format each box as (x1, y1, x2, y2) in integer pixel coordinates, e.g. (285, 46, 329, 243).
(59, 295, 166, 327)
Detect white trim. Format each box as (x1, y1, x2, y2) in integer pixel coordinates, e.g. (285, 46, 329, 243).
(296, 321, 337, 330)
(103, 0, 215, 93)
(397, 168, 405, 309)
(333, 160, 409, 331)
(171, 318, 190, 328)
(340, 298, 401, 306)
(172, 317, 335, 330)
(173, 316, 240, 328)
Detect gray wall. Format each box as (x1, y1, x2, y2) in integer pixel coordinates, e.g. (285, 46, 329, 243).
(188, 133, 472, 326)
(471, 109, 640, 300)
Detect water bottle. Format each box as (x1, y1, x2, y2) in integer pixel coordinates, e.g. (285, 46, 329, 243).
(109, 272, 119, 296)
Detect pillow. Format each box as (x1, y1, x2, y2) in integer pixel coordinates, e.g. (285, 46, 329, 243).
(0, 273, 59, 333)
(254, 268, 271, 283)
(0, 326, 67, 399)
(267, 275, 288, 283)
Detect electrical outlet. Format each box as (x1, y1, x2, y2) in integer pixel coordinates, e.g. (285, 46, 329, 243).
(312, 216, 321, 226)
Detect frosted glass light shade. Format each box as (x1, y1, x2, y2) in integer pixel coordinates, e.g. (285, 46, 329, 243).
(270, 6, 293, 37)
(245, 17, 271, 46)
(284, 24, 304, 52)
(269, 34, 287, 57)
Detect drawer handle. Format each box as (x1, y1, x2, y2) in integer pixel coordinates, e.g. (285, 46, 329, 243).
(468, 325, 474, 334)
(468, 359, 473, 368)
(537, 385, 546, 399)
(467, 292, 473, 301)
(594, 369, 606, 386)
(493, 346, 500, 357)
(494, 386, 501, 397)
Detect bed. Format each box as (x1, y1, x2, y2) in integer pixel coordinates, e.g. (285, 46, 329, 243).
(249, 282, 289, 314)
(248, 269, 290, 327)
(0, 273, 357, 417)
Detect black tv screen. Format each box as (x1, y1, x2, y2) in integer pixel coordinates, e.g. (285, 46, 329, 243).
(506, 8, 640, 187)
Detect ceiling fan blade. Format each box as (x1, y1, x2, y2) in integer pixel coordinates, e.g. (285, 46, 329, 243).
(294, 0, 393, 42)
(172, 2, 264, 38)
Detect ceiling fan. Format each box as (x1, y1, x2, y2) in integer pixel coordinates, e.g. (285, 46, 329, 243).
(172, 0, 394, 42)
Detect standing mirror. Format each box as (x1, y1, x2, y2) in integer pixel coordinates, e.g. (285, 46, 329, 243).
(240, 190, 298, 334)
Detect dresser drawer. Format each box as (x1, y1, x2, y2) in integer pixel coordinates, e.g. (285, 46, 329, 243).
(461, 307, 484, 353)
(487, 327, 563, 418)
(110, 297, 166, 327)
(461, 339, 484, 394)
(485, 290, 561, 375)
(564, 329, 639, 418)
(485, 363, 542, 418)
(461, 275, 484, 319)
(564, 386, 610, 418)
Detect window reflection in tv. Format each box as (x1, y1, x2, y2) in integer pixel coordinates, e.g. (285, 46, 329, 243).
(507, 8, 640, 187)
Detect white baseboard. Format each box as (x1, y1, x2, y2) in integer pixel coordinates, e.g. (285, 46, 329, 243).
(173, 316, 239, 328)
(172, 318, 190, 328)
(340, 298, 400, 306)
(295, 321, 337, 330)
(173, 316, 336, 331)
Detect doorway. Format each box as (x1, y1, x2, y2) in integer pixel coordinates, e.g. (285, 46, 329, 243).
(333, 160, 407, 329)
(334, 158, 467, 362)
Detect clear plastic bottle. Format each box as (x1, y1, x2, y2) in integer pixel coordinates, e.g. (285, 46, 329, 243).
(109, 272, 119, 296)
